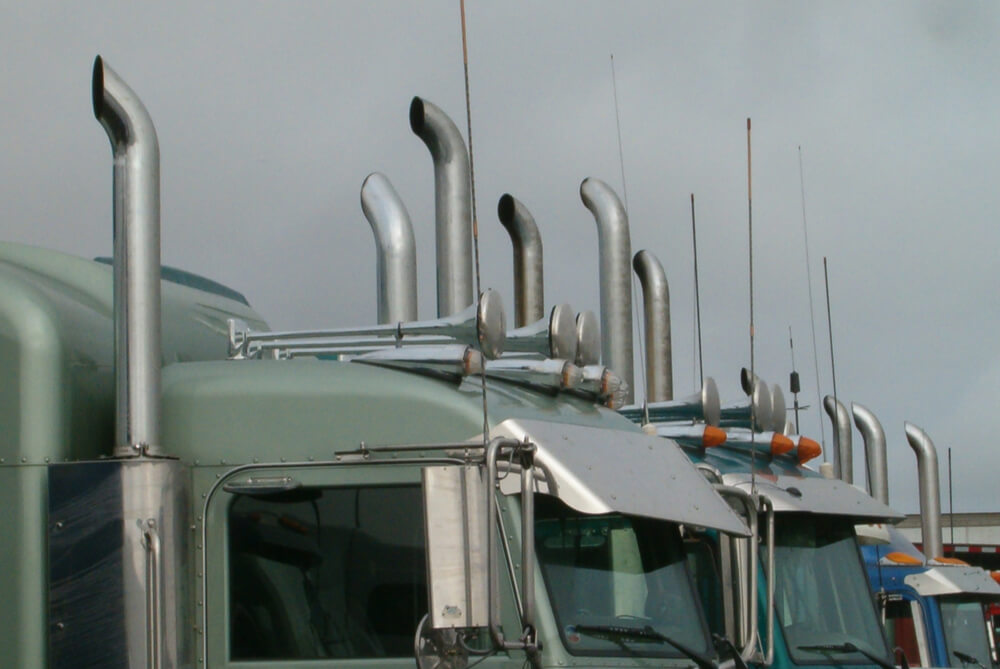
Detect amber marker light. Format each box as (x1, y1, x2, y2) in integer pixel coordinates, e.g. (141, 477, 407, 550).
(932, 557, 969, 566)
(990, 571, 1000, 585)
(796, 437, 822, 464)
(885, 552, 923, 565)
(703, 426, 728, 448)
(770, 433, 795, 456)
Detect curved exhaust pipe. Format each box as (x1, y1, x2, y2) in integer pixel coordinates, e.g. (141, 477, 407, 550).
(580, 177, 633, 403)
(93, 56, 162, 458)
(632, 249, 672, 402)
(823, 396, 853, 483)
(905, 422, 943, 559)
(361, 173, 417, 324)
(852, 403, 888, 505)
(409, 97, 473, 317)
(497, 194, 544, 328)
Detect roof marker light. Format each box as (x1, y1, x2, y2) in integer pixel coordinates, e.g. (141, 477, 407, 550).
(796, 437, 822, 464)
(884, 551, 923, 566)
(770, 433, 795, 456)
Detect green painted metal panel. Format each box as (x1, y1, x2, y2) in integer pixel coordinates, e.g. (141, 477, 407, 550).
(0, 466, 50, 667)
(0, 242, 267, 463)
(161, 360, 638, 465)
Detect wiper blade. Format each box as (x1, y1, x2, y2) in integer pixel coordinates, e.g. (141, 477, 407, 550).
(574, 624, 717, 669)
(953, 650, 985, 668)
(798, 642, 896, 669)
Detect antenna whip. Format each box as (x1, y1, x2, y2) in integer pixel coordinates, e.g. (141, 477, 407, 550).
(747, 118, 757, 487)
(799, 147, 827, 455)
(610, 54, 647, 414)
(460, 0, 489, 442)
(691, 194, 704, 388)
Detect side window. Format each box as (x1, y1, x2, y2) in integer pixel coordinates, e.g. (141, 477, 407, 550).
(884, 598, 928, 667)
(228, 485, 426, 660)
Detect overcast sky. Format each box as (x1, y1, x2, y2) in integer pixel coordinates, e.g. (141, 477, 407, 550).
(2, 1, 998, 514)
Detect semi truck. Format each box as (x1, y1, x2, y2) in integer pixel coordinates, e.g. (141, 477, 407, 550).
(493, 168, 905, 669)
(845, 408, 1000, 668)
(1, 56, 774, 669)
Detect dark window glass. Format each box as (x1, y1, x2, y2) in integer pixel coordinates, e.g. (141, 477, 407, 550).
(228, 485, 426, 660)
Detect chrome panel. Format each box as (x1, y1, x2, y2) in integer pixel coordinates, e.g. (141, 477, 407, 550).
(720, 471, 903, 522)
(423, 465, 489, 629)
(48, 459, 189, 669)
(492, 418, 750, 536)
(904, 565, 1000, 598)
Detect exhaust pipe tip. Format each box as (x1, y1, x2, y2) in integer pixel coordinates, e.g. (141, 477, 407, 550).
(92, 56, 104, 118)
(497, 193, 516, 224)
(409, 96, 426, 134)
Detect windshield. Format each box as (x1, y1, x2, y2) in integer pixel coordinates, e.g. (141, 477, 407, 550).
(768, 515, 890, 665)
(940, 598, 993, 668)
(534, 494, 712, 658)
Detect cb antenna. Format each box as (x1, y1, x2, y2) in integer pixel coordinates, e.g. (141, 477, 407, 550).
(747, 118, 757, 487)
(459, 0, 490, 442)
(799, 146, 827, 455)
(610, 53, 648, 420)
(691, 193, 704, 388)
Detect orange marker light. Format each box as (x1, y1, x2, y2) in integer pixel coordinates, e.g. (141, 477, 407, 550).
(990, 571, 1000, 585)
(703, 426, 728, 448)
(796, 437, 822, 464)
(885, 551, 923, 565)
(770, 433, 795, 456)
(932, 556, 969, 566)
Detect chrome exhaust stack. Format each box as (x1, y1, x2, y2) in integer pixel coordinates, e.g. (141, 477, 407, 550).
(361, 172, 418, 324)
(86, 56, 188, 669)
(823, 396, 853, 483)
(93, 56, 162, 458)
(852, 403, 889, 505)
(580, 177, 633, 404)
(410, 97, 473, 317)
(632, 250, 672, 402)
(497, 194, 544, 328)
(904, 422, 943, 559)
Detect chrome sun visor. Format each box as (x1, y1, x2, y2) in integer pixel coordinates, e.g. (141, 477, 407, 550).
(904, 565, 1000, 598)
(492, 418, 750, 536)
(721, 472, 904, 523)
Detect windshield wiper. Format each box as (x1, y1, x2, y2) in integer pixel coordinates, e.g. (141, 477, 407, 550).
(953, 650, 985, 668)
(798, 642, 896, 669)
(574, 624, 717, 669)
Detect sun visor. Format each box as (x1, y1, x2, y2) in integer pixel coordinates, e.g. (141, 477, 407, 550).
(904, 565, 1000, 598)
(492, 418, 750, 537)
(721, 472, 904, 523)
